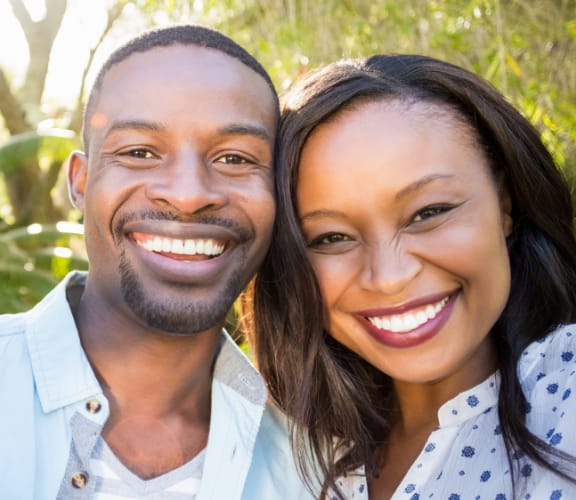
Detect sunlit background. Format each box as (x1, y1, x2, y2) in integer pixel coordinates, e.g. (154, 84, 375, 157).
(0, 0, 149, 126)
(0, 0, 574, 313)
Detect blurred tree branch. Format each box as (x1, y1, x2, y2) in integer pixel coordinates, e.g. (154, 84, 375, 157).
(0, 68, 28, 134)
(8, 0, 67, 121)
(69, 1, 129, 133)
(0, 0, 129, 225)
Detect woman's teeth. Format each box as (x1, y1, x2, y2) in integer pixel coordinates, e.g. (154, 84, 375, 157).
(367, 296, 450, 333)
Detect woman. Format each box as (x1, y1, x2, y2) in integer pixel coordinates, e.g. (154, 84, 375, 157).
(245, 55, 576, 499)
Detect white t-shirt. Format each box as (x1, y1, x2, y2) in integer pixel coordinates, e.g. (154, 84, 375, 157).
(91, 437, 205, 499)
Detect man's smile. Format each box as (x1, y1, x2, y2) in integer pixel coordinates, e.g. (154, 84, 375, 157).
(132, 232, 226, 260)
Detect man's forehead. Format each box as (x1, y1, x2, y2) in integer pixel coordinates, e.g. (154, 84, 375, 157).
(101, 44, 264, 89)
(83, 42, 279, 154)
(86, 45, 277, 151)
(95, 45, 275, 116)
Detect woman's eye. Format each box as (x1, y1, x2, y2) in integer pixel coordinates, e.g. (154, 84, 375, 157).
(308, 232, 351, 247)
(411, 205, 452, 223)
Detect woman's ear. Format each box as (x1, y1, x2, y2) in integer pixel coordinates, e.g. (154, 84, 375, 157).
(67, 151, 88, 212)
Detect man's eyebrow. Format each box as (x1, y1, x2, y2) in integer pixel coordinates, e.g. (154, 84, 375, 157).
(104, 121, 273, 143)
(106, 119, 165, 136)
(395, 173, 455, 202)
(217, 124, 273, 143)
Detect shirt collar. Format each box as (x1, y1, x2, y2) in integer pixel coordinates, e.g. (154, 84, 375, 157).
(26, 272, 267, 412)
(437, 371, 500, 427)
(26, 272, 101, 413)
(213, 332, 267, 407)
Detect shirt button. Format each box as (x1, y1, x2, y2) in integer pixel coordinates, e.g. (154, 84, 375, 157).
(86, 399, 102, 413)
(71, 471, 89, 488)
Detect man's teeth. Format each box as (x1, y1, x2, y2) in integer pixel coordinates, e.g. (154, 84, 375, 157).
(367, 296, 449, 333)
(136, 237, 225, 256)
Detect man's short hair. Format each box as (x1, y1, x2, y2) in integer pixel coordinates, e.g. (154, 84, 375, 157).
(83, 24, 278, 148)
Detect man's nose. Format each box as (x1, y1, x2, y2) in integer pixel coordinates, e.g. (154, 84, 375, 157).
(145, 151, 228, 214)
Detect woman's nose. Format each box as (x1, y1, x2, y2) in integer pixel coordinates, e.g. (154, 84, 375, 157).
(359, 241, 422, 296)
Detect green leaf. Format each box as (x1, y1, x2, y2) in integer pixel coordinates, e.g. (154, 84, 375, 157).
(0, 129, 78, 174)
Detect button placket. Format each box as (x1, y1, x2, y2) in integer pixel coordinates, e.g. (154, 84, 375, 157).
(85, 399, 102, 414)
(70, 471, 89, 489)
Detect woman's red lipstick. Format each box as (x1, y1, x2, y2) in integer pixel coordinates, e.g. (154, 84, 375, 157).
(355, 291, 458, 349)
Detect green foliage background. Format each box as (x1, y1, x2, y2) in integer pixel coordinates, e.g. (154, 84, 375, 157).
(0, 0, 574, 313)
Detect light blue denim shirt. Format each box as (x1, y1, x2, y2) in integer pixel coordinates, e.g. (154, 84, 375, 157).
(0, 272, 315, 500)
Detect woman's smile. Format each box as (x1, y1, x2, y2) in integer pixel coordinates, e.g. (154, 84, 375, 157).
(297, 99, 511, 385)
(360, 292, 453, 333)
(355, 292, 458, 349)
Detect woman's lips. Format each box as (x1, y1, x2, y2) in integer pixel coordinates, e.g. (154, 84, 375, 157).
(366, 295, 450, 333)
(355, 291, 458, 349)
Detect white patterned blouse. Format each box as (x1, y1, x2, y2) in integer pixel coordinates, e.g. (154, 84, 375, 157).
(335, 324, 576, 500)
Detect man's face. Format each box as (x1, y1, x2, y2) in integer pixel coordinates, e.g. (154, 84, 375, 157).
(69, 45, 277, 334)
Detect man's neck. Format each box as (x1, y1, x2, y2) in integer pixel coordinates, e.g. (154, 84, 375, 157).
(72, 281, 222, 403)
(69, 279, 222, 478)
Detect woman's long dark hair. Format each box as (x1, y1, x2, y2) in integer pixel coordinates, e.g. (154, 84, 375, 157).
(244, 54, 576, 498)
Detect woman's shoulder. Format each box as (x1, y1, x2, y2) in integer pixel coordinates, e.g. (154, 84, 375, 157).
(519, 324, 576, 453)
(329, 467, 369, 500)
(519, 323, 576, 386)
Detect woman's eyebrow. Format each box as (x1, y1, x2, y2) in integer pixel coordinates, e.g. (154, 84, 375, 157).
(395, 173, 455, 202)
(300, 208, 349, 223)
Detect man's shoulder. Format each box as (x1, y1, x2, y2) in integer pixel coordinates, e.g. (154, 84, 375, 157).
(254, 402, 297, 467)
(0, 310, 35, 406)
(0, 313, 30, 377)
(0, 271, 83, 359)
(0, 310, 27, 338)
(250, 403, 318, 499)
(260, 401, 291, 439)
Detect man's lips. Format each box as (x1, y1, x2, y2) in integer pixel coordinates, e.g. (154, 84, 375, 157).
(117, 217, 251, 283)
(131, 232, 226, 260)
(357, 291, 456, 334)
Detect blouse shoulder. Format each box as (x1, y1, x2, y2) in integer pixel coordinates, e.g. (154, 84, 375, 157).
(519, 324, 576, 394)
(519, 324, 576, 455)
(329, 467, 369, 500)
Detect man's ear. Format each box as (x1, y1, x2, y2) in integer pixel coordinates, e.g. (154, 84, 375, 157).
(67, 151, 88, 211)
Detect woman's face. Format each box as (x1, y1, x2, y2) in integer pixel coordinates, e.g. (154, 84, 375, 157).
(296, 100, 512, 388)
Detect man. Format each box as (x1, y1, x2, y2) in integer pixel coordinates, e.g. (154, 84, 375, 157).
(0, 25, 313, 499)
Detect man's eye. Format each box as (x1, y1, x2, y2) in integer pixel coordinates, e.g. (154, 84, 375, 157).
(411, 205, 452, 223)
(215, 153, 250, 165)
(121, 148, 156, 159)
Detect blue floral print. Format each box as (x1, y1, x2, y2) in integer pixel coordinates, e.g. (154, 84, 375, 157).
(335, 325, 576, 499)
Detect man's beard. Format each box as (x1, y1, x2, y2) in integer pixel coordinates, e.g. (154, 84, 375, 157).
(112, 210, 254, 335)
(118, 250, 245, 335)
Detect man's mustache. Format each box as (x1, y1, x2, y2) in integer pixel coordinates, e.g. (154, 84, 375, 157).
(113, 210, 252, 243)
